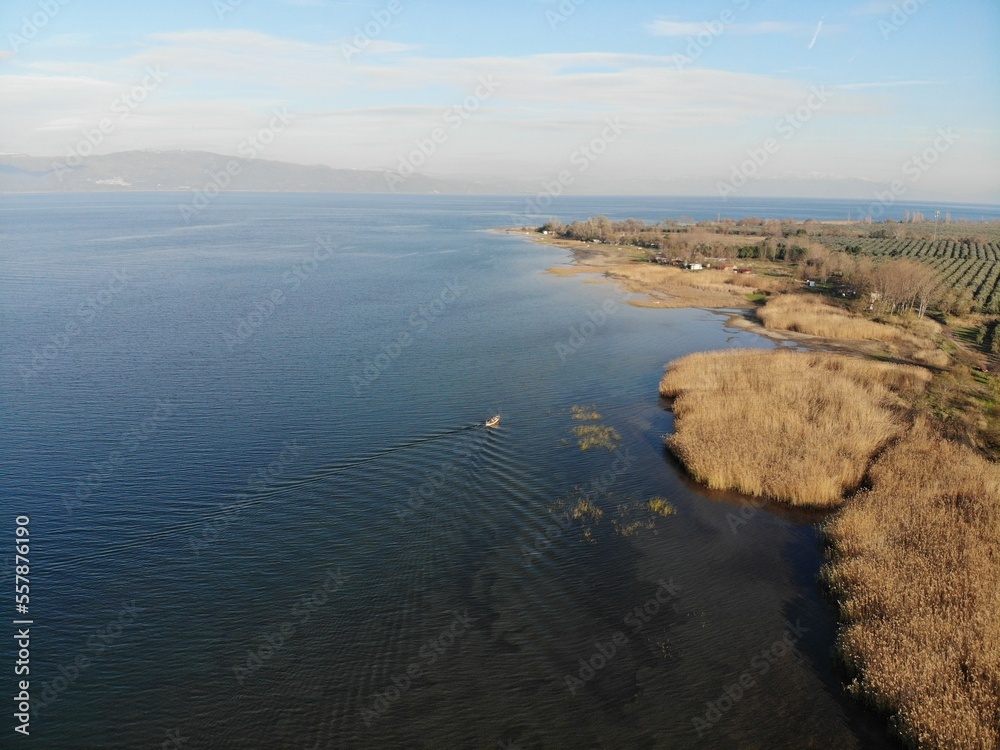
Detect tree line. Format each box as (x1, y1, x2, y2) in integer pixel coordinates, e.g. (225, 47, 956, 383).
(538, 217, 978, 317)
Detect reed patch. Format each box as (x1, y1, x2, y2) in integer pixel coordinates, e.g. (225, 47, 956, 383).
(660, 349, 930, 506)
(823, 429, 1000, 749)
(572, 425, 622, 452)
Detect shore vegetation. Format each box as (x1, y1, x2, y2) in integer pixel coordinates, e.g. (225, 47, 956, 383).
(522, 214, 1000, 748)
(659, 349, 929, 506)
(824, 427, 1000, 749)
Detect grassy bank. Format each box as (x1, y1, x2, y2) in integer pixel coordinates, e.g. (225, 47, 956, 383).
(659, 349, 930, 506)
(757, 295, 951, 367)
(661, 348, 1000, 746)
(824, 428, 1000, 749)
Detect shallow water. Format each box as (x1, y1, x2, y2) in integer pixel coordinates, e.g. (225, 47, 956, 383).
(0, 193, 914, 748)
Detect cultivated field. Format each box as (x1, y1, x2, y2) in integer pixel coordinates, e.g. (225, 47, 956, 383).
(533, 217, 1000, 314)
(819, 236, 1000, 312)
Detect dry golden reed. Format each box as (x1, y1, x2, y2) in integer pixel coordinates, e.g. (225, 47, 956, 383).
(824, 427, 1000, 749)
(659, 349, 931, 506)
(759, 294, 904, 341)
(757, 295, 953, 369)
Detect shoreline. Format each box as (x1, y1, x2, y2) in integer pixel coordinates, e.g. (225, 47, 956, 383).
(508, 226, 931, 360)
(512, 222, 1000, 749)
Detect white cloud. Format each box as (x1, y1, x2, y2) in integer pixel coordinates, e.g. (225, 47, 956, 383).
(647, 19, 805, 37)
(1, 28, 988, 198)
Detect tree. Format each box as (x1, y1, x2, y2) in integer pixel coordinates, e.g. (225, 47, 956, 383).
(866, 259, 941, 316)
(799, 243, 832, 282)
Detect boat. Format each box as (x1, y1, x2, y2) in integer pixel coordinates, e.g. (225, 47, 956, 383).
(485, 415, 501, 428)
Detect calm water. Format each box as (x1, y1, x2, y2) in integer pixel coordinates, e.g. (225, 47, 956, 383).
(3, 193, 980, 748)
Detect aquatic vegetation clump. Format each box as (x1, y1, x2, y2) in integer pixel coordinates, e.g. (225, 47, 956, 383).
(610, 498, 675, 537)
(570, 404, 602, 421)
(570, 496, 604, 522)
(612, 518, 654, 537)
(572, 425, 622, 452)
(647, 496, 675, 516)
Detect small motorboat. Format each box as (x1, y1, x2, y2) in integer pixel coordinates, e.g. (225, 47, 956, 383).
(485, 415, 501, 428)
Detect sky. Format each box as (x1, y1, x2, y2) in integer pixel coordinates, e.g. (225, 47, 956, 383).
(2, 0, 999, 202)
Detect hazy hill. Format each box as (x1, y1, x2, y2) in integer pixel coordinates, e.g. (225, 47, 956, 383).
(2, 150, 990, 203)
(0, 150, 499, 195)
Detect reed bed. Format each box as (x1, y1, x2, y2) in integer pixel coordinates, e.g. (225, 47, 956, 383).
(824, 427, 1000, 749)
(760, 294, 904, 341)
(659, 349, 931, 506)
(758, 295, 951, 368)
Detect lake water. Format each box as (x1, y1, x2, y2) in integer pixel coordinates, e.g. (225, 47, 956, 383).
(7, 193, 989, 748)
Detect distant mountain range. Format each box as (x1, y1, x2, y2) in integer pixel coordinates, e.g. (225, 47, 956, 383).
(0, 150, 498, 195)
(0, 150, 994, 204)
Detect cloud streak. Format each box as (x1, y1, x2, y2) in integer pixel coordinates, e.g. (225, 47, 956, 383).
(647, 19, 805, 37)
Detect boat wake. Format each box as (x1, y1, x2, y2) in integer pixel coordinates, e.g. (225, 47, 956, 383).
(43, 422, 492, 572)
